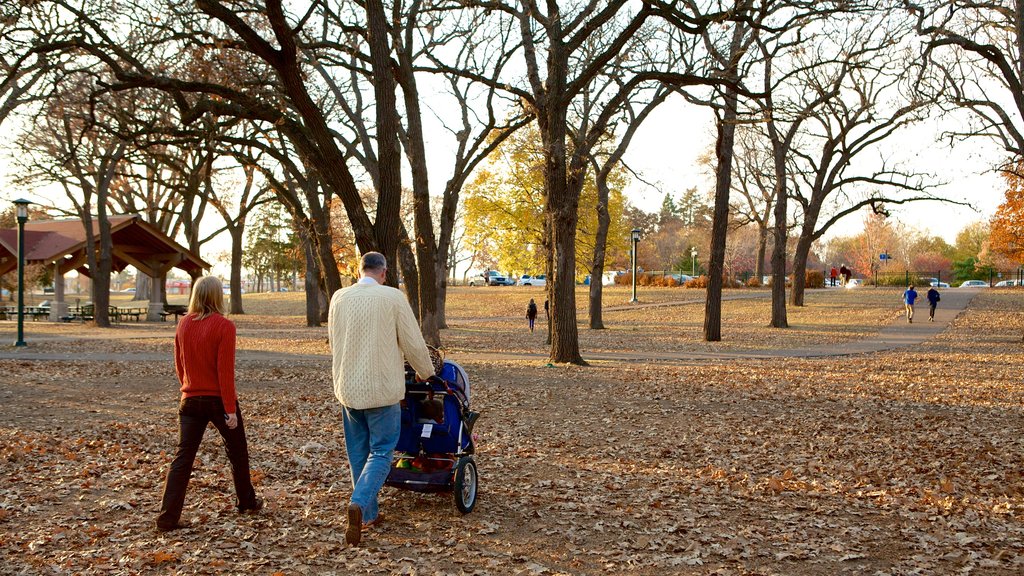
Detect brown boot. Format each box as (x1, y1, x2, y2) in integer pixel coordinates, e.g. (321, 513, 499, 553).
(346, 503, 362, 546)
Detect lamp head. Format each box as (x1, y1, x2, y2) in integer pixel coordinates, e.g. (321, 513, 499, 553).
(13, 198, 30, 220)
(691, 247, 697, 257)
(631, 228, 641, 241)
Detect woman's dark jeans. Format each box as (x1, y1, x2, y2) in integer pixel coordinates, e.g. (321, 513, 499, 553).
(157, 396, 258, 528)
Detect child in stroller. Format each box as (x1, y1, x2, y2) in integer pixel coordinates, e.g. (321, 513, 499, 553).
(385, 355, 479, 513)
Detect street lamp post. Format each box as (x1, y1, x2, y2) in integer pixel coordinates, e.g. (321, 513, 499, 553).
(630, 228, 641, 303)
(14, 199, 30, 347)
(690, 247, 698, 277)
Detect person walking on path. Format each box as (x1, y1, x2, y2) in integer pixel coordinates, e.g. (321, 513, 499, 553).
(927, 285, 941, 322)
(157, 276, 262, 532)
(328, 252, 435, 546)
(526, 298, 538, 332)
(903, 285, 919, 323)
(830, 267, 838, 287)
(840, 265, 851, 286)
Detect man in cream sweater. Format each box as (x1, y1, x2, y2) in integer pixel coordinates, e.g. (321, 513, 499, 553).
(328, 252, 435, 546)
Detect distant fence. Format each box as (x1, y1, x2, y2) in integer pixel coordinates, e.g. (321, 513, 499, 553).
(844, 268, 1024, 288)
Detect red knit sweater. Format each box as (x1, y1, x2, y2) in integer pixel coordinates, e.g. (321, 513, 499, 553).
(174, 312, 237, 412)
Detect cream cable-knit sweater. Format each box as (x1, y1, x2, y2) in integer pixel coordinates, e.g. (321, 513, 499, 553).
(328, 280, 435, 410)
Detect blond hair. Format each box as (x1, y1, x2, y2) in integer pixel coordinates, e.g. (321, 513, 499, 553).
(188, 276, 226, 320)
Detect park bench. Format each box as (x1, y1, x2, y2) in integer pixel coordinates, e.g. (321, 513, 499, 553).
(159, 304, 187, 323)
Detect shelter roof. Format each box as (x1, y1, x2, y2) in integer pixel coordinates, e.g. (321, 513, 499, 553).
(0, 215, 209, 277)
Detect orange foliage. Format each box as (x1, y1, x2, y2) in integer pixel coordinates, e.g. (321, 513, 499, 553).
(990, 163, 1024, 264)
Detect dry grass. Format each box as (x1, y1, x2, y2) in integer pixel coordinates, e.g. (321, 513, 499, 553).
(1, 291, 1023, 574)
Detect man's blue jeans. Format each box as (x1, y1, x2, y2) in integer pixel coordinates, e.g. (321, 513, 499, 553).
(342, 403, 400, 523)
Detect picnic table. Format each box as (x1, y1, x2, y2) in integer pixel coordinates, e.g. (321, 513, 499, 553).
(111, 306, 145, 322)
(160, 304, 188, 323)
(1, 305, 50, 320)
(62, 304, 94, 322)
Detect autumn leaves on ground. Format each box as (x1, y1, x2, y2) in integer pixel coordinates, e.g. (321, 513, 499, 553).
(1, 287, 1023, 575)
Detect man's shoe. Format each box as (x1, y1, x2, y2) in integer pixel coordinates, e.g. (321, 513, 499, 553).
(346, 503, 362, 546)
(156, 520, 188, 532)
(240, 497, 264, 515)
(362, 513, 384, 529)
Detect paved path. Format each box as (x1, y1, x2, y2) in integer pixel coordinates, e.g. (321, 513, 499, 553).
(0, 289, 977, 365)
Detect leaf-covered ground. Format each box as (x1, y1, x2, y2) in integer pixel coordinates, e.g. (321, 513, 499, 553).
(1, 289, 1022, 574)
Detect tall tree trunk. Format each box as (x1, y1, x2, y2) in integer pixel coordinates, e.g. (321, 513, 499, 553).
(769, 173, 789, 327)
(544, 213, 553, 347)
(133, 273, 150, 302)
(94, 195, 112, 327)
(395, 35, 441, 346)
(365, 0, 403, 287)
(789, 217, 818, 307)
(704, 85, 739, 342)
(543, 45, 584, 364)
(299, 222, 320, 327)
(589, 176, 612, 330)
(229, 225, 245, 314)
(398, 238, 421, 323)
(754, 223, 768, 280)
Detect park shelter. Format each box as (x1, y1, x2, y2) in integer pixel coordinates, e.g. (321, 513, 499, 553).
(0, 215, 210, 321)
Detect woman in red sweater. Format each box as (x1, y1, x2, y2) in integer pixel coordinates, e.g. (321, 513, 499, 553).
(156, 276, 262, 531)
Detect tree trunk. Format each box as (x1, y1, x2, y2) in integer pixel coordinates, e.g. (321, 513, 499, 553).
(365, 0, 403, 287)
(398, 238, 421, 323)
(395, 35, 441, 346)
(589, 176, 612, 330)
(789, 201, 821, 307)
(789, 221, 817, 307)
(436, 273, 449, 330)
(754, 223, 768, 280)
(134, 273, 150, 302)
(94, 196, 113, 327)
(229, 225, 245, 314)
(769, 175, 789, 327)
(299, 222, 321, 327)
(704, 86, 739, 342)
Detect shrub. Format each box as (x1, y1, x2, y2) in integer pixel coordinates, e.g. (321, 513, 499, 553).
(746, 277, 763, 288)
(684, 275, 709, 289)
(805, 270, 825, 289)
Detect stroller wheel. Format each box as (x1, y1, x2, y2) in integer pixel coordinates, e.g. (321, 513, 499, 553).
(453, 456, 478, 514)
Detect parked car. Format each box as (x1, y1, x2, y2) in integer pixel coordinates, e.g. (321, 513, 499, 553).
(668, 274, 693, 284)
(959, 280, 989, 288)
(930, 281, 951, 288)
(844, 278, 863, 288)
(994, 279, 1018, 287)
(469, 270, 512, 286)
(519, 274, 546, 287)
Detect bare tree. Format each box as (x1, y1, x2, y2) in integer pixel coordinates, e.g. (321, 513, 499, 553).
(587, 87, 669, 330)
(727, 124, 775, 281)
(904, 0, 1024, 162)
(309, 2, 528, 342)
(784, 18, 944, 306)
(16, 74, 132, 326)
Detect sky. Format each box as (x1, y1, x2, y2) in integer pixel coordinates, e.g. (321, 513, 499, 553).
(617, 94, 1005, 245)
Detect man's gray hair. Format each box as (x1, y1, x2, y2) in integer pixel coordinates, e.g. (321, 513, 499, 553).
(361, 251, 387, 271)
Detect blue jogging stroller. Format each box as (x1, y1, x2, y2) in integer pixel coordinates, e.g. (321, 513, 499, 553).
(385, 353, 479, 513)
